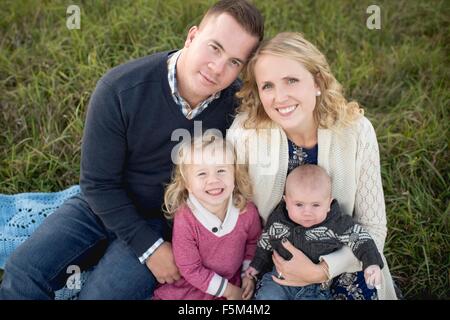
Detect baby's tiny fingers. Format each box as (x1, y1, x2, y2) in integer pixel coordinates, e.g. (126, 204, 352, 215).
(366, 276, 376, 289)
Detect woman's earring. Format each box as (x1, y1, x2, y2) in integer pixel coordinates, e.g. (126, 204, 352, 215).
(316, 90, 321, 96)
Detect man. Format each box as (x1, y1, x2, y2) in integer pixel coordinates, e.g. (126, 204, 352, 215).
(0, 0, 263, 299)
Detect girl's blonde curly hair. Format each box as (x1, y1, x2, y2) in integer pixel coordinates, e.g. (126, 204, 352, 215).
(163, 133, 252, 219)
(237, 32, 363, 130)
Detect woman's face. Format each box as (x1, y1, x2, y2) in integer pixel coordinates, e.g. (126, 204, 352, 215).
(254, 54, 319, 131)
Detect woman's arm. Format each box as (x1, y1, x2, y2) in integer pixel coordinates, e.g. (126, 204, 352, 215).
(353, 117, 387, 252)
(319, 246, 362, 279)
(319, 117, 387, 278)
(242, 204, 262, 271)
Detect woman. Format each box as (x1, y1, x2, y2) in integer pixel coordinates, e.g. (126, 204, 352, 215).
(227, 32, 397, 299)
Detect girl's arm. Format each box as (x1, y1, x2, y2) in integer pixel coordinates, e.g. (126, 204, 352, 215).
(242, 203, 262, 273)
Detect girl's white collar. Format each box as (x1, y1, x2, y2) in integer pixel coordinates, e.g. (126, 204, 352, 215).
(187, 194, 239, 237)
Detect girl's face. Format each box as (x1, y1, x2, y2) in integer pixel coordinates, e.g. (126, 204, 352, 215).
(185, 145, 235, 215)
(254, 54, 319, 132)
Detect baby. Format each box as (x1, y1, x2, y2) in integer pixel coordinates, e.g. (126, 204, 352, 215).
(246, 164, 383, 300)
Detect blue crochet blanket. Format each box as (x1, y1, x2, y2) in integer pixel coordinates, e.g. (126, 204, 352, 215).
(0, 185, 88, 299)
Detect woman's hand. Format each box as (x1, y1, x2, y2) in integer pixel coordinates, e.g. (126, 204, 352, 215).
(271, 239, 327, 286)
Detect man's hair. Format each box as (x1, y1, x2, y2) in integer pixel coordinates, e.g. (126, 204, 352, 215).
(200, 0, 264, 42)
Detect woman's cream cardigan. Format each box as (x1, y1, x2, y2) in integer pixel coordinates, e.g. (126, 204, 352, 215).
(227, 113, 397, 300)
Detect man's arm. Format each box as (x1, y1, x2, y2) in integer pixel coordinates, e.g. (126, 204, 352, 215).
(80, 78, 162, 258)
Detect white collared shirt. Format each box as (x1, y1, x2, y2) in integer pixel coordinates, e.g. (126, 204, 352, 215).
(187, 194, 239, 237)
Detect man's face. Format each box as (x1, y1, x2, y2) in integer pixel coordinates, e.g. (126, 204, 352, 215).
(177, 13, 259, 107)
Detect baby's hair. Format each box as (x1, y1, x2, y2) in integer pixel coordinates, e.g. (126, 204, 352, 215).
(285, 164, 332, 198)
(163, 132, 252, 219)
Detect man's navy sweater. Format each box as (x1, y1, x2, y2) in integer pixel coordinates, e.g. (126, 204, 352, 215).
(80, 51, 240, 258)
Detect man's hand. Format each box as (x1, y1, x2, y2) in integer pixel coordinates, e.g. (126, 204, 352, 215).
(364, 265, 382, 290)
(146, 242, 181, 284)
(223, 283, 243, 300)
(241, 276, 255, 300)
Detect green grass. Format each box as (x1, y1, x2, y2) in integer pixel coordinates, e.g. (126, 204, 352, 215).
(0, 0, 448, 299)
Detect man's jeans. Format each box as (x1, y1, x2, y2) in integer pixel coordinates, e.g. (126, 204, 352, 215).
(254, 268, 331, 300)
(0, 194, 166, 300)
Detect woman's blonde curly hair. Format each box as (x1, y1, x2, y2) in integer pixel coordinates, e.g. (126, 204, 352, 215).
(237, 32, 363, 130)
(163, 133, 252, 219)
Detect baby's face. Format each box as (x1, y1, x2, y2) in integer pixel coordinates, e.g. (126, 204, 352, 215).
(284, 185, 332, 228)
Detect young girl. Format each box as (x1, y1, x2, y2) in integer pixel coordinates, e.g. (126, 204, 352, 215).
(152, 133, 261, 300)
